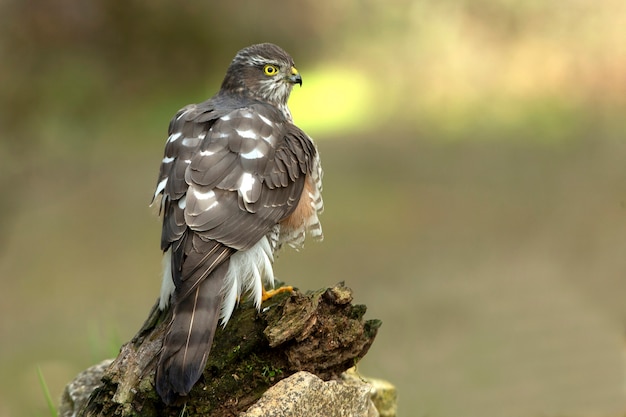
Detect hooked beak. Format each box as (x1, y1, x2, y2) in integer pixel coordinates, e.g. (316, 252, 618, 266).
(288, 66, 302, 86)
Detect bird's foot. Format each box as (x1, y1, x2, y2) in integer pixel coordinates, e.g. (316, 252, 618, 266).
(262, 285, 294, 301)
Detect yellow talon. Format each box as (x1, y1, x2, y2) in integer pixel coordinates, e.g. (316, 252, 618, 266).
(261, 285, 294, 301)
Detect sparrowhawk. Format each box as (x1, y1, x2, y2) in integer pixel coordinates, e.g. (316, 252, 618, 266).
(151, 43, 323, 405)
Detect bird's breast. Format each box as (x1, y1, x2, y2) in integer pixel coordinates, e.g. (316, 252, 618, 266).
(279, 175, 324, 247)
(280, 178, 316, 230)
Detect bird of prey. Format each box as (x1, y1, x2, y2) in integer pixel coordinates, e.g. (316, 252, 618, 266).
(151, 43, 323, 405)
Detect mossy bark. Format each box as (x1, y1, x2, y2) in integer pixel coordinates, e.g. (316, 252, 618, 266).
(80, 283, 381, 417)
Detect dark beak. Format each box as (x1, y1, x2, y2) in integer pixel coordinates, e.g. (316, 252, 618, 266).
(289, 67, 302, 86)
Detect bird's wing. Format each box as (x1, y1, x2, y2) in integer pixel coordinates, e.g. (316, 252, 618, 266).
(154, 100, 316, 297)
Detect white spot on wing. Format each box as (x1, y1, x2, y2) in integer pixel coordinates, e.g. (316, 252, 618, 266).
(239, 172, 256, 200)
(241, 149, 264, 159)
(168, 132, 182, 143)
(213, 131, 229, 139)
(220, 115, 231, 121)
(261, 134, 276, 145)
(182, 137, 200, 147)
(192, 188, 219, 211)
(258, 114, 274, 127)
(154, 178, 168, 198)
(178, 196, 186, 209)
(200, 149, 215, 156)
(162, 156, 175, 164)
(236, 128, 258, 140)
(193, 188, 216, 201)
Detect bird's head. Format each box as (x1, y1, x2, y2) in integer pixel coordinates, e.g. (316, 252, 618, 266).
(220, 43, 302, 109)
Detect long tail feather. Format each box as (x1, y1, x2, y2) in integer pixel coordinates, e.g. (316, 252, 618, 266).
(155, 260, 228, 404)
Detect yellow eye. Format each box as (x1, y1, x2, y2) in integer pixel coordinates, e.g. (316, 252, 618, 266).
(263, 64, 279, 76)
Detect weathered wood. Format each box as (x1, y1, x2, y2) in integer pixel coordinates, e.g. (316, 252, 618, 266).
(79, 283, 381, 417)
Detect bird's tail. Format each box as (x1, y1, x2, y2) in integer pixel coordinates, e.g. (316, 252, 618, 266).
(155, 261, 228, 405)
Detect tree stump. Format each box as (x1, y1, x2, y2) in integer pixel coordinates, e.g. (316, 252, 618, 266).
(77, 283, 381, 417)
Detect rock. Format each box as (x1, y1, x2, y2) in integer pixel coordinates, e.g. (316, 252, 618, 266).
(59, 359, 113, 417)
(59, 364, 397, 417)
(343, 368, 398, 417)
(242, 371, 377, 417)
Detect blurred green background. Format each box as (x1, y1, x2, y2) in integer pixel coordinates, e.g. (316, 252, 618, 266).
(1, 1, 626, 416)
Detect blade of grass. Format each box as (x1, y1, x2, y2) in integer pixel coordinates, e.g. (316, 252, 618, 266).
(37, 366, 57, 417)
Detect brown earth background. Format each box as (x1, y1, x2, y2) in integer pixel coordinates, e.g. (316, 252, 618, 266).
(1, 1, 626, 416)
